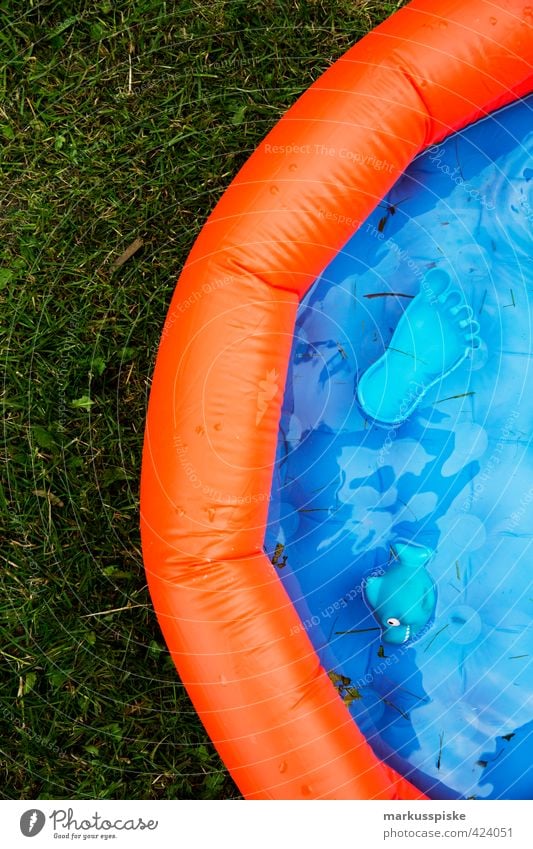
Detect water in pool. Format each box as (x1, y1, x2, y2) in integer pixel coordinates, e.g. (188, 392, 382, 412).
(265, 94, 533, 799)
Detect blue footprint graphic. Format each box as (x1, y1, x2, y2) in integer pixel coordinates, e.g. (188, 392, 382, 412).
(357, 268, 481, 425)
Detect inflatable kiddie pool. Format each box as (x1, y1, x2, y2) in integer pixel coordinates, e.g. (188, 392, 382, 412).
(141, 0, 533, 799)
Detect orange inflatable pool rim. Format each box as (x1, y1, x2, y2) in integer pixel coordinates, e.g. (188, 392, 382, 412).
(140, 0, 533, 799)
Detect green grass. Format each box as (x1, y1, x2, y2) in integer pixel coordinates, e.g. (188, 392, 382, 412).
(1, 0, 406, 799)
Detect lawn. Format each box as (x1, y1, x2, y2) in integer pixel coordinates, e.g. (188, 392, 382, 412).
(1, 0, 406, 799)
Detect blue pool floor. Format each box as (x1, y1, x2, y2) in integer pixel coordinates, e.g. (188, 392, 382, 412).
(265, 94, 533, 799)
